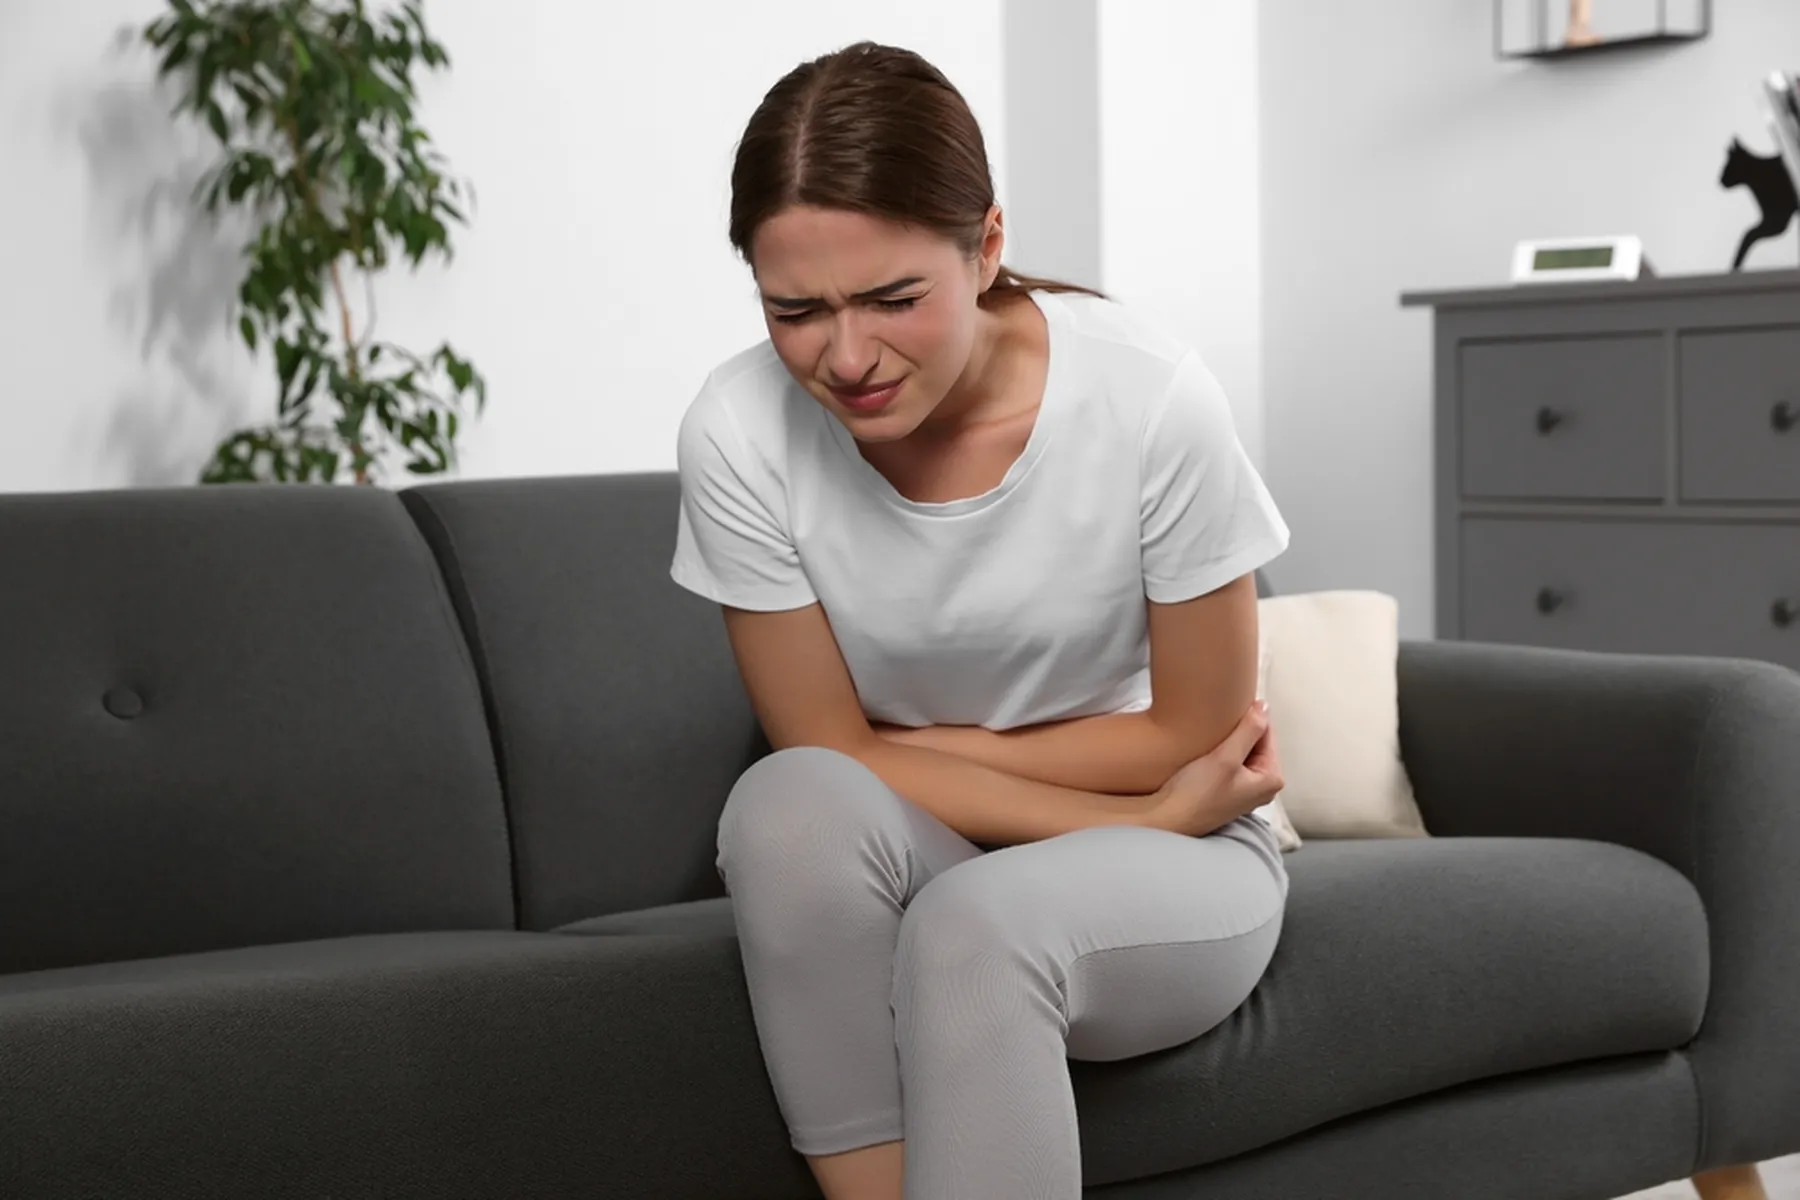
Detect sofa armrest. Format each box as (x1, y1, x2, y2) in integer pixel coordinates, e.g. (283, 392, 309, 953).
(1395, 639, 1800, 1171)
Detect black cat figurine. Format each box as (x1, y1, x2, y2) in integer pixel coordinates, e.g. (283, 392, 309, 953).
(1721, 137, 1798, 271)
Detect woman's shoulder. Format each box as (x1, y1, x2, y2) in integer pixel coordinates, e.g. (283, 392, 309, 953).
(689, 338, 793, 413)
(680, 339, 803, 443)
(676, 339, 808, 489)
(1037, 290, 1212, 435)
(1039, 289, 1193, 369)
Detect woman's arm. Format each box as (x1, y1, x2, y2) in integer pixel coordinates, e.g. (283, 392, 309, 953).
(873, 574, 1262, 796)
(721, 604, 1159, 846)
(874, 712, 1198, 798)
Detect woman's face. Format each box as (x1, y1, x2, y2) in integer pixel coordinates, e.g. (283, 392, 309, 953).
(750, 204, 1001, 443)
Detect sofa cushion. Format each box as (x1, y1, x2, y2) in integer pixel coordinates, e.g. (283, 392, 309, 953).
(0, 930, 817, 1200)
(565, 837, 1708, 1186)
(0, 485, 512, 976)
(1257, 590, 1427, 839)
(401, 473, 766, 932)
(1095, 1054, 1699, 1200)
(563, 896, 738, 939)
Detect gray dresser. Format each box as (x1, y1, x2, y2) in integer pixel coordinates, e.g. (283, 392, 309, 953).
(1401, 268, 1800, 672)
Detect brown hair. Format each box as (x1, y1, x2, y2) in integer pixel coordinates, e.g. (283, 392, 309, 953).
(729, 41, 1105, 306)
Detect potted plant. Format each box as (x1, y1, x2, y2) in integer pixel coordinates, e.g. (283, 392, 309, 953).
(143, 0, 485, 485)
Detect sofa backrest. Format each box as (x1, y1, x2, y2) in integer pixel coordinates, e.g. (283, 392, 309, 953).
(0, 485, 514, 975)
(402, 473, 765, 931)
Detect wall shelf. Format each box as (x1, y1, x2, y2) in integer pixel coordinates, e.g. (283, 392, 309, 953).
(1494, 0, 1711, 61)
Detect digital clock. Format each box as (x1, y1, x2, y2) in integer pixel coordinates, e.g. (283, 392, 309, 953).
(1510, 235, 1653, 284)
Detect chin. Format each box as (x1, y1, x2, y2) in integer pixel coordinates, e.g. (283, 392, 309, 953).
(843, 420, 918, 445)
(827, 402, 914, 442)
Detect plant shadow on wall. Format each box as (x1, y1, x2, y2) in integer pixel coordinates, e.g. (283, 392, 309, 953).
(129, 0, 485, 486)
(58, 27, 253, 488)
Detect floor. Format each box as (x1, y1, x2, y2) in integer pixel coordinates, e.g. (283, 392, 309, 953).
(1620, 1156, 1800, 1199)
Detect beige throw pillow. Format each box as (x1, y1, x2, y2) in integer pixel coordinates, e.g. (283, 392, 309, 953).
(1257, 590, 1428, 840)
(1250, 639, 1304, 852)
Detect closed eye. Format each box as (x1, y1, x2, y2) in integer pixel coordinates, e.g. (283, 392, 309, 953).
(772, 296, 921, 325)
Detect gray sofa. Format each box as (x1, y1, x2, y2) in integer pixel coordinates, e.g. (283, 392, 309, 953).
(3, 471, 1798, 1200)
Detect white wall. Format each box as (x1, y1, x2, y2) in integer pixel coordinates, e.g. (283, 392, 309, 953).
(1002, 0, 1102, 291)
(1097, 0, 1264, 466)
(0, 1, 1006, 492)
(1259, 0, 1800, 637)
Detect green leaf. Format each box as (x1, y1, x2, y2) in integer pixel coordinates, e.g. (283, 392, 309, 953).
(204, 100, 229, 144)
(295, 356, 324, 408)
(239, 313, 257, 350)
(443, 353, 472, 393)
(158, 39, 192, 77)
(226, 158, 253, 203)
(274, 338, 302, 406)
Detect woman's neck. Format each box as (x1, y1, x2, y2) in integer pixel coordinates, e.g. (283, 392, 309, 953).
(922, 292, 1045, 437)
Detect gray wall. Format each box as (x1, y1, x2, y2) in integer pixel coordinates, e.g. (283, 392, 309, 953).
(1258, 0, 1800, 638)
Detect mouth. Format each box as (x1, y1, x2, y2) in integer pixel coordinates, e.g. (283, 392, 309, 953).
(828, 379, 904, 414)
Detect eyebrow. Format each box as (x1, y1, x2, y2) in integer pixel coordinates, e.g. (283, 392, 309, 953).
(762, 277, 927, 310)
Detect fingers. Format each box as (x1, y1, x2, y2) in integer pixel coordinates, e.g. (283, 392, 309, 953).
(1244, 719, 1279, 769)
(1215, 699, 1271, 763)
(1241, 723, 1285, 796)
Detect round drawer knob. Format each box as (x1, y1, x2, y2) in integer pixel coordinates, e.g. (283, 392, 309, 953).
(1772, 401, 1797, 433)
(1535, 407, 1565, 435)
(1774, 598, 1798, 629)
(1536, 587, 1566, 614)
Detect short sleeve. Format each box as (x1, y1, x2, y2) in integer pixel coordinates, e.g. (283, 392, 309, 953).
(669, 383, 819, 612)
(1139, 351, 1290, 603)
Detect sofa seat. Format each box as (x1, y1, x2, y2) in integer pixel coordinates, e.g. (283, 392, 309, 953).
(0, 929, 822, 1199)
(562, 836, 1709, 1188)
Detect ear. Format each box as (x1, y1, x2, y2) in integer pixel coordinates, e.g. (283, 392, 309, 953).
(976, 205, 1005, 291)
(1732, 136, 1745, 150)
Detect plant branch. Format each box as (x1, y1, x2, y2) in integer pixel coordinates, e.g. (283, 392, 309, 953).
(273, 25, 365, 477)
(359, 264, 379, 348)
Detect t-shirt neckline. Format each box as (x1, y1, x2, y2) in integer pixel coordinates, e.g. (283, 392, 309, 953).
(823, 289, 1071, 519)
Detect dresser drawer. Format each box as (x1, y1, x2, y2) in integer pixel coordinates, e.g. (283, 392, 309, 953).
(1459, 518, 1800, 670)
(1678, 326, 1800, 503)
(1459, 335, 1667, 501)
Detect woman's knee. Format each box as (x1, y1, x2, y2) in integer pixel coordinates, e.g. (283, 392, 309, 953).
(894, 859, 1044, 997)
(716, 745, 900, 880)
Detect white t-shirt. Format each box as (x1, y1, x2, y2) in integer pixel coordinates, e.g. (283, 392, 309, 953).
(669, 289, 1290, 732)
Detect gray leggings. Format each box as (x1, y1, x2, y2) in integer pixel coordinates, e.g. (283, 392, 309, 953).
(717, 746, 1289, 1200)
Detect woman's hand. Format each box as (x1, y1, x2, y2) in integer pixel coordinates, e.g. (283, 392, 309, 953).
(1141, 700, 1284, 837)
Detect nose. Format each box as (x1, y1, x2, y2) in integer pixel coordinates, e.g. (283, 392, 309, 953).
(823, 310, 879, 386)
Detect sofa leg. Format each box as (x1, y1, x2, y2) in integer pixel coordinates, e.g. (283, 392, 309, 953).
(1692, 1164, 1768, 1200)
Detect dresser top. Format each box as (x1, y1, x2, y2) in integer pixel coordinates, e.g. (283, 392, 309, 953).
(1399, 267, 1800, 311)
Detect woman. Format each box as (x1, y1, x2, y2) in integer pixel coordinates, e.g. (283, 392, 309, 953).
(671, 40, 1290, 1200)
